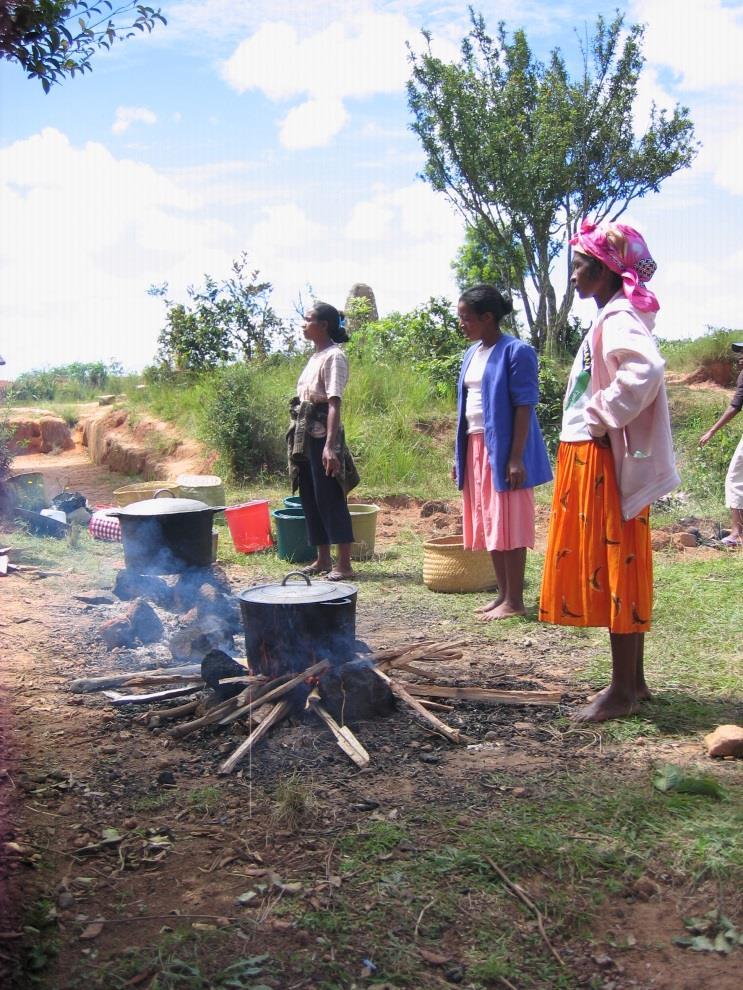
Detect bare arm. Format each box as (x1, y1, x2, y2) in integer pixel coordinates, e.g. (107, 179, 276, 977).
(323, 397, 342, 476)
(507, 406, 531, 489)
(700, 403, 740, 446)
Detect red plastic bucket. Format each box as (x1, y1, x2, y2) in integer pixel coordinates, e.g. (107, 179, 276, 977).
(224, 500, 272, 553)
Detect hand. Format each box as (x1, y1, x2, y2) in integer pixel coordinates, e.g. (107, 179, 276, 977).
(699, 429, 714, 447)
(450, 464, 457, 483)
(506, 457, 525, 489)
(593, 434, 611, 449)
(322, 445, 340, 477)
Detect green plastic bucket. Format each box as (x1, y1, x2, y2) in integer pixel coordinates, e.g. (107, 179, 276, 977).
(271, 507, 316, 563)
(283, 495, 303, 509)
(348, 504, 379, 560)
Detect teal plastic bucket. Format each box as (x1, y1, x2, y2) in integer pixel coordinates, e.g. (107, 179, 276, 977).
(283, 495, 303, 509)
(271, 507, 316, 563)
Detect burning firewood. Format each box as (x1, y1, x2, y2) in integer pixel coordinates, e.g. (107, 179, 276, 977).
(305, 687, 370, 768)
(218, 700, 292, 775)
(371, 666, 462, 744)
(216, 660, 330, 728)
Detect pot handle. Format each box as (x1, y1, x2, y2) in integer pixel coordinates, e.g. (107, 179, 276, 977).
(154, 488, 177, 498)
(281, 571, 312, 587)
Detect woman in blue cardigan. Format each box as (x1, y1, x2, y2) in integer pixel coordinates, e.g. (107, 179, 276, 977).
(454, 284, 552, 619)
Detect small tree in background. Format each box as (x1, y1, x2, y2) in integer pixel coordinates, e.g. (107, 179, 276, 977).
(150, 254, 291, 372)
(0, 1, 166, 91)
(408, 10, 697, 354)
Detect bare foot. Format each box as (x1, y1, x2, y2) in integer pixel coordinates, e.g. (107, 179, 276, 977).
(474, 596, 504, 614)
(588, 683, 653, 703)
(478, 603, 526, 622)
(571, 691, 640, 722)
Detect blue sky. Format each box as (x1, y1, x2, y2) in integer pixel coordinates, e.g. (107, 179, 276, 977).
(1, 0, 742, 379)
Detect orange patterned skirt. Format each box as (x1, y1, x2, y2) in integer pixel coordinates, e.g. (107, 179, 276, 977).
(539, 440, 652, 633)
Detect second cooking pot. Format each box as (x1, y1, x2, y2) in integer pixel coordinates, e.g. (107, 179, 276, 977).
(110, 492, 224, 573)
(237, 572, 357, 679)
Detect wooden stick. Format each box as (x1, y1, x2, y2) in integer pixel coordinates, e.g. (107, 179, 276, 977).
(482, 855, 565, 968)
(218, 700, 291, 775)
(418, 699, 455, 712)
(70, 665, 203, 694)
(148, 698, 200, 722)
(104, 684, 203, 706)
(402, 684, 562, 707)
(372, 666, 461, 744)
(305, 690, 369, 768)
(218, 659, 330, 727)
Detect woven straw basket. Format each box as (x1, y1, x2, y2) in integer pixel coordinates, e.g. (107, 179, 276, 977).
(113, 481, 174, 507)
(422, 534, 497, 593)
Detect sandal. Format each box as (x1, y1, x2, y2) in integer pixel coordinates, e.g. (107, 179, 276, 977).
(300, 564, 329, 576)
(326, 570, 355, 582)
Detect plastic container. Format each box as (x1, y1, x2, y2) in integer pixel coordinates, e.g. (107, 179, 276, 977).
(422, 535, 497, 593)
(224, 500, 272, 554)
(283, 495, 303, 509)
(113, 481, 172, 507)
(8, 472, 47, 511)
(348, 503, 380, 560)
(271, 507, 316, 563)
(176, 474, 226, 508)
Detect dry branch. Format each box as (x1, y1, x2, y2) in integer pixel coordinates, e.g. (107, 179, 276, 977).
(403, 684, 562, 707)
(104, 685, 203, 706)
(218, 700, 291, 775)
(306, 689, 369, 768)
(372, 666, 462, 744)
(70, 665, 202, 694)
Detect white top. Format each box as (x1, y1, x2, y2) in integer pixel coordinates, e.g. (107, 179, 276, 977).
(464, 343, 495, 434)
(560, 333, 594, 441)
(296, 344, 349, 438)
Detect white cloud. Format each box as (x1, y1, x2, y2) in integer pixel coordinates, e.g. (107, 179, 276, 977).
(279, 98, 349, 150)
(633, 0, 743, 91)
(112, 106, 158, 135)
(220, 8, 458, 147)
(0, 129, 235, 377)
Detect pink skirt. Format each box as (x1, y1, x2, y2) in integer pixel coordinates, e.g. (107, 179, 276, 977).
(462, 433, 535, 552)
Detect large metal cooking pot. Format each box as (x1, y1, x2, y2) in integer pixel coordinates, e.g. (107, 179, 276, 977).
(237, 571, 357, 679)
(110, 490, 224, 573)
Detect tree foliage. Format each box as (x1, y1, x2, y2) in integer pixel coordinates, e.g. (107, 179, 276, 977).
(346, 297, 465, 396)
(408, 10, 698, 353)
(150, 254, 292, 373)
(9, 360, 122, 400)
(0, 1, 165, 91)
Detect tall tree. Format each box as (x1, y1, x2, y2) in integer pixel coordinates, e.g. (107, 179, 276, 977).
(0, 1, 165, 91)
(150, 254, 291, 373)
(408, 11, 697, 353)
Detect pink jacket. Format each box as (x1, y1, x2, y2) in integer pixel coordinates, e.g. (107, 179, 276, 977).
(584, 293, 680, 520)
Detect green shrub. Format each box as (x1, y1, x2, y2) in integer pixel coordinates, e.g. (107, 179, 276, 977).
(536, 357, 569, 454)
(661, 326, 741, 382)
(346, 297, 464, 397)
(201, 360, 300, 479)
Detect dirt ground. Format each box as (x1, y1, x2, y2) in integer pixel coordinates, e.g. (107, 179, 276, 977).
(1, 442, 740, 990)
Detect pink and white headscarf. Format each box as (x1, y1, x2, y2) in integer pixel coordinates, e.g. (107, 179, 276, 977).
(570, 220, 659, 313)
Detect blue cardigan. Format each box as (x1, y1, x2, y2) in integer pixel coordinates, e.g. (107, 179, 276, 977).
(455, 335, 553, 493)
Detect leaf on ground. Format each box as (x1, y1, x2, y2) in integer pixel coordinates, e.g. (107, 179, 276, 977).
(79, 919, 104, 940)
(653, 764, 725, 799)
(419, 948, 451, 965)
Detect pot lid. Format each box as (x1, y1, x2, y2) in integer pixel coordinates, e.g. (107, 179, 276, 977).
(117, 496, 212, 516)
(238, 571, 357, 605)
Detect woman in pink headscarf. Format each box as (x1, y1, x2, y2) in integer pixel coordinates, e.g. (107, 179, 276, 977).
(539, 221, 680, 722)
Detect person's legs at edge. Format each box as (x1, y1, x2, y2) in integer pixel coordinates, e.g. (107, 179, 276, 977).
(480, 547, 526, 621)
(574, 632, 644, 722)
